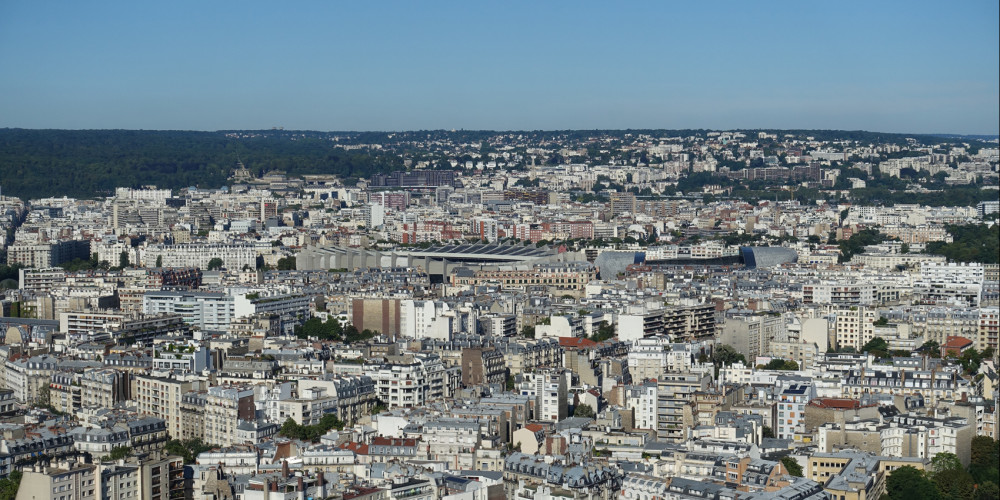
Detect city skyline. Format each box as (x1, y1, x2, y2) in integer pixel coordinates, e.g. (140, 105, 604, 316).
(1, 1, 997, 134)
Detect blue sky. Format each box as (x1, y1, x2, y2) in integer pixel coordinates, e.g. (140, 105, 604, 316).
(1, 2, 997, 133)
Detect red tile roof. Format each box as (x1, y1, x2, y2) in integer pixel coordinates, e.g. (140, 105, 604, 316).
(808, 398, 873, 410)
(340, 441, 369, 455)
(371, 437, 418, 447)
(559, 337, 597, 349)
(943, 336, 973, 349)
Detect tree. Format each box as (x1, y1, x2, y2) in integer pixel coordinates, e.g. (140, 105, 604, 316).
(712, 345, 747, 367)
(155, 255, 163, 268)
(969, 436, 999, 485)
(885, 466, 940, 500)
(931, 452, 963, 474)
(521, 325, 536, 339)
(0, 470, 22, 500)
(589, 321, 615, 342)
(574, 404, 595, 418)
(164, 438, 215, 464)
(780, 456, 803, 477)
(861, 337, 889, 355)
(920, 340, 942, 358)
(206, 257, 224, 270)
(976, 482, 999, 500)
(276, 256, 296, 270)
(762, 426, 774, 439)
(763, 359, 799, 371)
(107, 446, 132, 461)
(933, 467, 975, 500)
(118, 251, 129, 269)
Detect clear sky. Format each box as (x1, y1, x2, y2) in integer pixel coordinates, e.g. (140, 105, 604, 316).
(1, 1, 997, 134)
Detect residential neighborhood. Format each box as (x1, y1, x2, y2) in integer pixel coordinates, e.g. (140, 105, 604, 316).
(0, 129, 997, 500)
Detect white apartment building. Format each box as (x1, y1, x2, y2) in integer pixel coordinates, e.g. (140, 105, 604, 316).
(802, 282, 876, 306)
(151, 343, 212, 373)
(141, 243, 257, 270)
(233, 291, 311, 335)
(625, 382, 658, 431)
(833, 307, 878, 351)
(399, 299, 453, 340)
(371, 353, 449, 409)
(914, 262, 985, 307)
(627, 337, 694, 382)
(422, 419, 480, 470)
(776, 384, 815, 441)
(516, 369, 568, 422)
(143, 291, 234, 332)
(266, 385, 337, 427)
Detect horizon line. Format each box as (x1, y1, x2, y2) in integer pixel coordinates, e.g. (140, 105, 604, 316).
(2, 126, 998, 138)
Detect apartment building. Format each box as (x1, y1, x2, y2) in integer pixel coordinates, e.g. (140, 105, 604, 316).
(656, 372, 712, 442)
(141, 243, 257, 270)
(719, 314, 785, 361)
(776, 384, 815, 441)
(834, 307, 878, 351)
(80, 368, 130, 410)
(455, 262, 597, 297)
(460, 347, 506, 387)
(15, 460, 98, 500)
(371, 354, 451, 409)
(142, 291, 234, 332)
(979, 307, 999, 351)
(135, 375, 196, 440)
(203, 386, 255, 446)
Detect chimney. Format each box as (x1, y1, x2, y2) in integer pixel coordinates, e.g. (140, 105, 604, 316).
(271, 481, 279, 492)
(282, 459, 290, 478)
(317, 472, 326, 498)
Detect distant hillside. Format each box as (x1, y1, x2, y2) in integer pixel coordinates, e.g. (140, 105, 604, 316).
(0, 127, 992, 200)
(0, 129, 404, 199)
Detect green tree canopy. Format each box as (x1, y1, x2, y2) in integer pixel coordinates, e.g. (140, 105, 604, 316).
(206, 257, 224, 270)
(107, 446, 132, 461)
(0, 471, 21, 500)
(164, 438, 215, 464)
(589, 321, 615, 342)
(780, 456, 803, 477)
(861, 337, 889, 355)
(713, 344, 747, 367)
(763, 359, 799, 371)
(574, 404, 595, 418)
(885, 466, 939, 500)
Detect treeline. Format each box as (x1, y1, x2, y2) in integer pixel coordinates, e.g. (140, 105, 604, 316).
(163, 438, 216, 464)
(837, 228, 889, 263)
(925, 224, 1000, 264)
(294, 316, 377, 343)
(848, 186, 998, 207)
(0, 129, 404, 199)
(886, 441, 999, 500)
(278, 414, 345, 442)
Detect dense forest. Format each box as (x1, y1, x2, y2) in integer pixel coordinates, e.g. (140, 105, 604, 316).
(0, 129, 404, 199)
(925, 223, 1000, 264)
